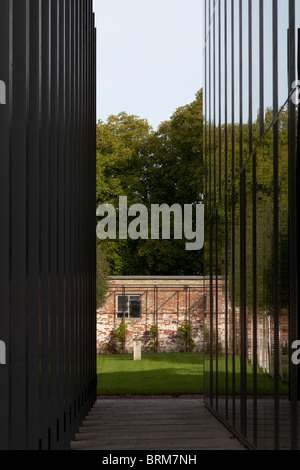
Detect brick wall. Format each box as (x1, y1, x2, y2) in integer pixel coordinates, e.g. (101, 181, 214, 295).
(97, 276, 290, 380)
(97, 277, 225, 354)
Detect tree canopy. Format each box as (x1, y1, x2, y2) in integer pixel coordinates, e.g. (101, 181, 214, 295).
(96, 90, 204, 276)
(206, 105, 290, 313)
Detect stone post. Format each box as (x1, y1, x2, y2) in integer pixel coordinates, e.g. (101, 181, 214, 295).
(133, 337, 142, 361)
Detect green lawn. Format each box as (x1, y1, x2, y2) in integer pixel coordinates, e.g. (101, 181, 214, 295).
(97, 353, 289, 396)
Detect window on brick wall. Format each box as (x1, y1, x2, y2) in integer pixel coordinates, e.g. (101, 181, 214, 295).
(117, 295, 141, 319)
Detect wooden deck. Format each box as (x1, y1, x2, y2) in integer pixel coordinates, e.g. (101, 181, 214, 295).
(70, 397, 247, 450)
(210, 397, 300, 450)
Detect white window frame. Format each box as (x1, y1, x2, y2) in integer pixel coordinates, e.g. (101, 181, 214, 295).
(117, 294, 141, 319)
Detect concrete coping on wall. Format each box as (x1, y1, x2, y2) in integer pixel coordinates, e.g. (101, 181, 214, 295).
(109, 276, 223, 280)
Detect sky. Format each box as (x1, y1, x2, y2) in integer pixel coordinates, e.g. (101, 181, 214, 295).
(93, 0, 204, 130)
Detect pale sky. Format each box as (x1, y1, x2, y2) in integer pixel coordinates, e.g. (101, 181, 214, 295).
(93, 0, 204, 130)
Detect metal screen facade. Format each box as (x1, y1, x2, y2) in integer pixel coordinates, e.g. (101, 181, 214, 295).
(0, 0, 97, 450)
(204, 0, 299, 450)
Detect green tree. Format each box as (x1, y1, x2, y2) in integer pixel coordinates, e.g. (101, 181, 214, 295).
(141, 89, 204, 205)
(205, 105, 290, 315)
(137, 90, 204, 274)
(96, 111, 153, 208)
(96, 91, 205, 276)
(96, 112, 154, 274)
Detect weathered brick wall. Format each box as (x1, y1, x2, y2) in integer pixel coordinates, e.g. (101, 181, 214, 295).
(97, 277, 226, 354)
(97, 276, 290, 378)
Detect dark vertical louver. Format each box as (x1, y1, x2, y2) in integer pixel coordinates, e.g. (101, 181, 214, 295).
(204, 0, 299, 450)
(0, 0, 97, 450)
(298, 27, 300, 405)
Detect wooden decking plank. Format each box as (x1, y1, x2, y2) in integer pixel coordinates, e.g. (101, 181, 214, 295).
(71, 398, 246, 450)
